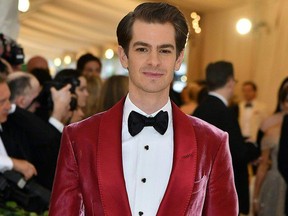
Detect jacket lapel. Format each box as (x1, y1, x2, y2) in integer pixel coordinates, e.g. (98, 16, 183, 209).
(157, 103, 198, 215)
(97, 98, 131, 215)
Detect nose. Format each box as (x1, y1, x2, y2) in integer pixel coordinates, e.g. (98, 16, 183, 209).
(147, 50, 160, 67)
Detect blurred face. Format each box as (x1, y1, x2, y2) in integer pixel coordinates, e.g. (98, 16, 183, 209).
(76, 76, 89, 108)
(242, 84, 256, 102)
(0, 83, 12, 123)
(118, 20, 184, 97)
(82, 61, 101, 78)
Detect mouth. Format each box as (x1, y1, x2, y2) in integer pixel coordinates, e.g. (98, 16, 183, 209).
(143, 71, 164, 78)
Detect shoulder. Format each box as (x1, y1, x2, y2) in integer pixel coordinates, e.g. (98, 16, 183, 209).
(65, 112, 105, 135)
(188, 115, 228, 143)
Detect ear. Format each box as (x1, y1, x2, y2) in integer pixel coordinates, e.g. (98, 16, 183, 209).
(174, 50, 185, 71)
(14, 96, 26, 108)
(118, 46, 128, 69)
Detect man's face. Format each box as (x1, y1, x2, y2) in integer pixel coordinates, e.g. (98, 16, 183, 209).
(0, 83, 11, 123)
(82, 61, 101, 78)
(118, 20, 184, 97)
(242, 84, 256, 101)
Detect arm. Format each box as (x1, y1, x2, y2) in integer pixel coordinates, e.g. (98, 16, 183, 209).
(253, 149, 270, 215)
(1, 155, 36, 180)
(203, 133, 238, 216)
(278, 114, 288, 183)
(49, 126, 82, 215)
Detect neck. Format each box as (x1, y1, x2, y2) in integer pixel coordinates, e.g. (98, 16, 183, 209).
(129, 90, 169, 115)
(212, 88, 230, 101)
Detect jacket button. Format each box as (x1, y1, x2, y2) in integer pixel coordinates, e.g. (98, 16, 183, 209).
(144, 145, 149, 150)
(141, 178, 146, 183)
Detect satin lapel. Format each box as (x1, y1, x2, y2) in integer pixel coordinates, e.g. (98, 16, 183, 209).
(97, 98, 131, 215)
(157, 103, 197, 216)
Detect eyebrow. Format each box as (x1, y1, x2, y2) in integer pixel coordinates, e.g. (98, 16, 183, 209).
(132, 41, 175, 50)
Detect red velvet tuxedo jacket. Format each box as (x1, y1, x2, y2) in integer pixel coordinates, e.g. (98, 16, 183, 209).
(49, 99, 238, 216)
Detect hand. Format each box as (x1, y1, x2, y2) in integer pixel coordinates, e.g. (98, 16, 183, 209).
(11, 158, 37, 180)
(50, 84, 72, 122)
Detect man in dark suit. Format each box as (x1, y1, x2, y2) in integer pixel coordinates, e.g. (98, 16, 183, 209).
(3, 71, 69, 190)
(278, 114, 288, 214)
(193, 61, 260, 215)
(50, 3, 238, 216)
(0, 77, 37, 179)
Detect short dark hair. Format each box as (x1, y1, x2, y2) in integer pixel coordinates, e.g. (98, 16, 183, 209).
(243, 81, 257, 91)
(76, 53, 102, 73)
(116, 2, 189, 57)
(206, 61, 234, 91)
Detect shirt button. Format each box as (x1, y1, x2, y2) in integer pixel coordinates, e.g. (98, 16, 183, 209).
(139, 211, 144, 215)
(144, 145, 149, 150)
(141, 178, 146, 183)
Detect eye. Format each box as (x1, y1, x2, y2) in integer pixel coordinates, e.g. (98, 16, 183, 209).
(135, 47, 148, 52)
(159, 49, 172, 54)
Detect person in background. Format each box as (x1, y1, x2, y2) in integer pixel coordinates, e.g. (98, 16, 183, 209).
(7, 71, 41, 113)
(239, 81, 268, 143)
(0, 76, 37, 180)
(76, 53, 102, 79)
(83, 75, 103, 118)
(253, 85, 288, 216)
(180, 82, 201, 115)
(96, 75, 128, 113)
(49, 3, 238, 215)
(26, 55, 49, 73)
(53, 69, 89, 123)
(278, 113, 288, 215)
(193, 61, 260, 215)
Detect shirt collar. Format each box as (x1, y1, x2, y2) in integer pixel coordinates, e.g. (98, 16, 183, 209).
(123, 94, 172, 124)
(209, 91, 229, 106)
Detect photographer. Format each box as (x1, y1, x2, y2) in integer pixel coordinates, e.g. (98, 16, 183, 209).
(0, 33, 24, 71)
(52, 68, 89, 124)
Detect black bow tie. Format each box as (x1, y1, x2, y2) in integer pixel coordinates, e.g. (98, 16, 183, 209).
(128, 110, 169, 137)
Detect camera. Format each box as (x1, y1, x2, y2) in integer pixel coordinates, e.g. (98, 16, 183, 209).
(0, 33, 25, 66)
(37, 76, 80, 112)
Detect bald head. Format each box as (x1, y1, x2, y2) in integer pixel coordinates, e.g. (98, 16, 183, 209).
(27, 55, 49, 72)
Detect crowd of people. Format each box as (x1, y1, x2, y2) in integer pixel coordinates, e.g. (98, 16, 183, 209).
(0, 2, 287, 216)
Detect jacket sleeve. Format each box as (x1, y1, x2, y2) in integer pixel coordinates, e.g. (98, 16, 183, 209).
(49, 126, 84, 216)
(202, 132, 239, 216)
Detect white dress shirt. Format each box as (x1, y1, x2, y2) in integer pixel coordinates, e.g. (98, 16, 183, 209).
(0, 124, 13, 173)
(122, 95, 174, 216)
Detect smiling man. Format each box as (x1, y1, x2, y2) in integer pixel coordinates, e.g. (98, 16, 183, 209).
(49, 2, 238, 216)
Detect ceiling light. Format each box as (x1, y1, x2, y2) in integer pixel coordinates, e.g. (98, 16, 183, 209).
(236, 18, 252, 35)
(54, 58, 62, 67)
(64, 55, 71, 65)
(18, 0, 30, 13)
(105, 49, 114, 59)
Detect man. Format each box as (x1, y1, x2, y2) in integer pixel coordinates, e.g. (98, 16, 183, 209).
(76, 53, 102, 78)
(238, 81, 268, 142)
(278, 114, 288, 214)
(50, 3, 238, 215)
(5, 71, 72, 189)
(193, 61, 260, 215)
(0, 76, 36, 180)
